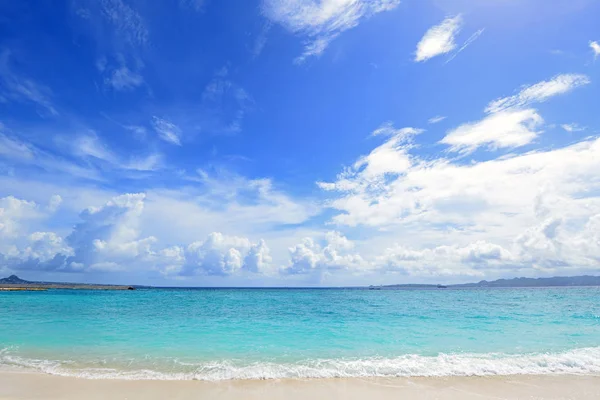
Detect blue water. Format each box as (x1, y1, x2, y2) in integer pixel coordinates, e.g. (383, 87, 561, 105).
(1, 287, 600, 380)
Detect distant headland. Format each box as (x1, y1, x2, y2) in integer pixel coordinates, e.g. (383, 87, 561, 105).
(378, 275, 600, 290)
(0, 275, 136, 291)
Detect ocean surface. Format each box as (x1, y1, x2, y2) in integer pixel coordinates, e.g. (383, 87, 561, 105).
(1, 287, 600, 380)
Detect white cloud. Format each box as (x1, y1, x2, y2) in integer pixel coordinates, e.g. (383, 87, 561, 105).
(182, 232, 252, 276)
(47, 195, 63, 213)
(71, 133, 162, 171)
(0, 196, 39, 239)
(318, 118, 600, 277)
(441, 109, 543, 154)
(378, 240, 513, 277)
(428, 115, 446, 124)
(151, 116, 182, 145)
(244, 239, 273, 274)
(590, 41, 600, 59)
(73, 134, 120, 164)
(285, 231, 368, 276)
(485, 74, 591, 114)
(21, 232, 73, 263)
(262, 0, 400, 63)
(438, 74, 591, 154)
(561, 123, 585, 133)
(415, 15, 462, 62)
(68, 193, 155, 267)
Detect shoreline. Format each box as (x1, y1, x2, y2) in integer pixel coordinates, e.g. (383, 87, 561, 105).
(1, 371, 599, 399)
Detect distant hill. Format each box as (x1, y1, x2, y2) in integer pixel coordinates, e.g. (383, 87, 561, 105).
(383, 275, 600, 289)
(0, 275, 135, 290)
(0, 275, 31, 284)
(455, 275, 600, 288)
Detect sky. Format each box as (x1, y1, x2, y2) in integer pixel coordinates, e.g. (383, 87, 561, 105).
(0, 0, 599, 286)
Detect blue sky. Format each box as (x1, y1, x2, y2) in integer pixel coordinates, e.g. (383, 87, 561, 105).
(0, 0, 599, 286)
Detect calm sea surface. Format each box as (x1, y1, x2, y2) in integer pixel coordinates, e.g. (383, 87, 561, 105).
(1, 287, 600, 380)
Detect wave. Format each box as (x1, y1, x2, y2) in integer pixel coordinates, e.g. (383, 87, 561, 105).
(2, 347, 600, 381)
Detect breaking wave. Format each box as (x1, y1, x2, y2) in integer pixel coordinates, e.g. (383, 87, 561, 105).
(2, 347, 600, 381)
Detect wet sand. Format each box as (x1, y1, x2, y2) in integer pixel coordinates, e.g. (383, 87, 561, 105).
(1, 372, 599, 399)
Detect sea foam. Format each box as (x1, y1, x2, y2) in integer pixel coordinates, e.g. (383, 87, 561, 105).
(2, 347, 600, 381)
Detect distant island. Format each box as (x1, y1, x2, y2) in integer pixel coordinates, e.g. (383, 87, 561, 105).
(0, 275, 135, 291)
(380, 275, 600, 289)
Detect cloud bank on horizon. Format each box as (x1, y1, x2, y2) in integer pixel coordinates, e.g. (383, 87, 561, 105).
(0, 0, 599, 285)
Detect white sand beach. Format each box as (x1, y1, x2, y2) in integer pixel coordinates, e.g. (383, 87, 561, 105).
(1, 372, 599, 400)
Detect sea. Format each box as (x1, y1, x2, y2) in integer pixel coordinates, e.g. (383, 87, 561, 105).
(1, 287, 600, 381)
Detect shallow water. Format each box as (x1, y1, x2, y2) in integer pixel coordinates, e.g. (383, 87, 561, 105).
(1, 287, 600, 380)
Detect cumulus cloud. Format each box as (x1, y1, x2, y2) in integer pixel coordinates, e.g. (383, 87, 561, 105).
(262, 0, 400, 63)
(379, 241, 514, 277)
(590, 41, 600, 59)
(244, 240, 273, 274)
(285, 231, 367, 276)
(152, 116, 182, 145)
(415, 15, 462, 62)
(182, 232, 252, 276)
(485, 74, 590, 114)
(0, 196, 39, 239)
(318, 117, 600, 277)
(441, 109, 543, 154)
(0, 193, 279, 278)
(47, 195, 63, 212)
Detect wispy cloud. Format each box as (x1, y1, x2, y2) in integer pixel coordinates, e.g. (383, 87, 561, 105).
(485, 74, 590, 114)
(262, 0, 400, 63)
(445, 28, 484, 63)
(0, 50, 58, 116)
(99, 0, 149, 45)
(252, 22, 272, 58)
(0, 129, 99, 180)
(428, 115, 446, 124)
(439, 74, 591, 154)
(76, 1, 148, 91)
(69, 132, 163, 171)
(561, 123, 585, 133)
(415, 15, 462, 62)
(441, 109, 543, 154)
(152, 117, 183, 146)
(103, 65, 144, 91)
(200, 68, 254, 134)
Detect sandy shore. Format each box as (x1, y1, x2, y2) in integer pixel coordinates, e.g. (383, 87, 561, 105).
(1, 372, 599, 400)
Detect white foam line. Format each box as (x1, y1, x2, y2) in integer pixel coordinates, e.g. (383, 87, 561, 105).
(2, 347, 600, 381)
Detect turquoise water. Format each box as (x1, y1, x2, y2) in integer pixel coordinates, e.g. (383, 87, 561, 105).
(1, 287, 600, 380)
